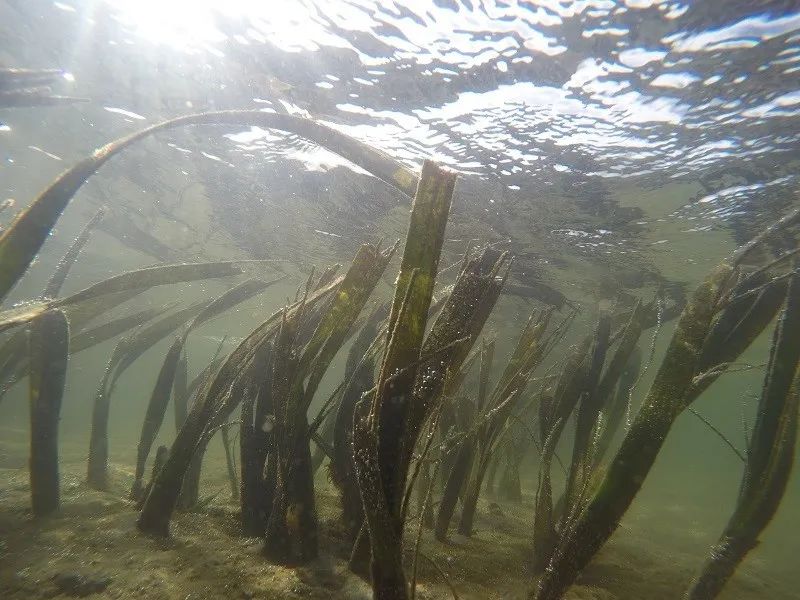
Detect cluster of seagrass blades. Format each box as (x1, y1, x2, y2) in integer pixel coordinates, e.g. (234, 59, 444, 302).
(531, 212, 800, 600)
(2, 104, 798, 600)
(0, 109, 416, 529)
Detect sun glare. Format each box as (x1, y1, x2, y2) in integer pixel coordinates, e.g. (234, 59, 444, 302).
(101, 0, 327, 52)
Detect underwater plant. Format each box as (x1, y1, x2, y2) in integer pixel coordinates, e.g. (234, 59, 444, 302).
(129, 277, 280, 500)
(684, 271, 800, 599)
(239, 340, 274, 536)
(136, 445, 168, 511)
(330, 302, 389, 540)
(352, 160, 456, 599)
(3, 77, 796, 600)
(87, 300, 210, 489)
(261, 242, 396, 564)
(455, 309, 554, 538)
(41, 207, 106, 299)
(0, 260, 258, 339)
(136, 275, 341, 535)
(530, 334, 592, 570)
(130, 336, 184, 501)
(531, 301, 645, 572)
(349, 160, 521, 598)
(592, 346, 642, 467)
(531, 209, 800, 600)
(0, 108, 421, 518)
(0, 209, 103, 401)
(0, 220, 286, 497)
(27, 309, 69, 516)
(0, 67, 88, 108)
(0, 103, 420, 503)
(0, 109, 421, 523)
(0, 109, 416, 308)
(434, 338, 495, 541)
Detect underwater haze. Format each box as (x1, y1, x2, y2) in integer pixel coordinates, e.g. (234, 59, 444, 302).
(1, 1, 800, 599)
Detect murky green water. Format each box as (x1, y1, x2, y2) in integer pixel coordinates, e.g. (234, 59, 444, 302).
(1, 1, 799, 599)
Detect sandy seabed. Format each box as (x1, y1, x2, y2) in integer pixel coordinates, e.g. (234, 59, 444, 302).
(1, 427, 796, 600)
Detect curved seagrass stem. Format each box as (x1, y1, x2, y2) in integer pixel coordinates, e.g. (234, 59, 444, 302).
(434, 340, 494, 541)
(0, 260, 262, 335)
(561, 313, 611, 515)
(531, 339, 591, 569)
(0, 110, 418, 303)
(129, 336, 184, 502)
(41, 207, 106, 299)
(86, 275, 269, 492)
(547, 302, 647, 541)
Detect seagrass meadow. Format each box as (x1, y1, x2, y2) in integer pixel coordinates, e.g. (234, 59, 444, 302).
(2, 2, 800, 600)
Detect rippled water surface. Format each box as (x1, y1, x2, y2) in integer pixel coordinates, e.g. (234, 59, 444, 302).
(3, 2, 800, 286)
(52, 1, 800, 174)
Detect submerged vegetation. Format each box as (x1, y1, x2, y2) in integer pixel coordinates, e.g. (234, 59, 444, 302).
(0, 106, 798, 600)
(0, 68, 88, 109)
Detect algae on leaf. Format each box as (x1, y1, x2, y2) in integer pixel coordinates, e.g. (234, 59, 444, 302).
(531, 209, 800, 600)
(684, 272, 800, 600)
(262, 242, 396, 565)
(352, 160, 456, 600)
(137, 277, 342, 536)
